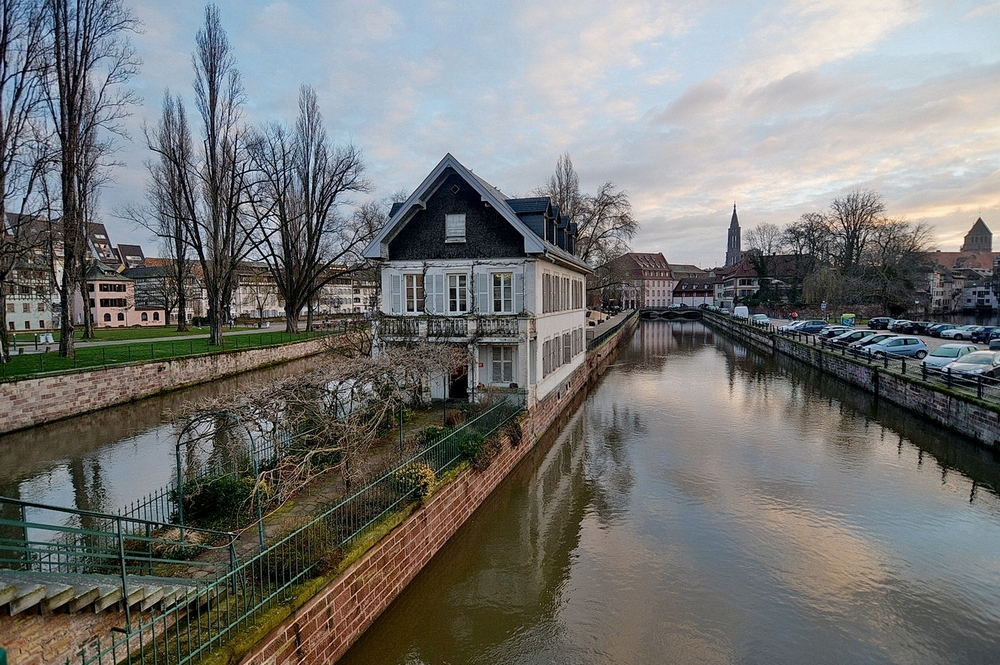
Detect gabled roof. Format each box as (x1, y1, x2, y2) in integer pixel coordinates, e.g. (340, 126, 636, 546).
(362, 153, 590, 273)
(968, 217, 992, 236)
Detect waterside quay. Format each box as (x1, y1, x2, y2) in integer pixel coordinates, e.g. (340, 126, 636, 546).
(704, 312, 1000, 448)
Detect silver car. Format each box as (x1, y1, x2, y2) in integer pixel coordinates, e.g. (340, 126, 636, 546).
(861, 335, 929, 359)
(943, 351, 1000, 379)
(920, 343, 978, 370)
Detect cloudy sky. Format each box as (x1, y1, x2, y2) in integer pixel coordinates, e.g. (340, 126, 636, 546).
(102, 0, 1000, 268)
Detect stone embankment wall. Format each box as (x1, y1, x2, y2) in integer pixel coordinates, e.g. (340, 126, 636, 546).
(706, 314, 1000, 448)
(240, 312, 639, 665)
(0, 338, 329, 435)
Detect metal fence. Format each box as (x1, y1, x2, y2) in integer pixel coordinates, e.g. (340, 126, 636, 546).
(769, 326, 1000, 402)
(73, 392, 526, 665)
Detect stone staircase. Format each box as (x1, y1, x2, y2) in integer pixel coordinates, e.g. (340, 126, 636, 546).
(0, 569, 210, 616)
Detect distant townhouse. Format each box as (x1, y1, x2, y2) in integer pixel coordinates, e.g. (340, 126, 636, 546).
(362, 153, 590, 406)
(607, 252, 675, 309)
(673, 277, 715, 307)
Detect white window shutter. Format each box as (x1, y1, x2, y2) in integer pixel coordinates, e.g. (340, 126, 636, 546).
(433, 273, 445, 314)
(390, 274, 401, 314)
(513, 273, 523, 313)
(477, 272, 489, 313)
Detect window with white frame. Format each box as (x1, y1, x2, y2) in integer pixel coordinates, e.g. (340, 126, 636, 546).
(493, 272, 513, 313)
(405, 274, 424, 312)
(445, 214, 466, 243)
(492, 346, 514, 383)
(448, 274, 468, 313)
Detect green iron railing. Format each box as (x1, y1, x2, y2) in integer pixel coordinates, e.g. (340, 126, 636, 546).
(0, 496, 238, 631)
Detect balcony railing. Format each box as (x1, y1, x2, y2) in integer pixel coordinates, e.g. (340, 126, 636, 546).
(377, 315, 525, 341)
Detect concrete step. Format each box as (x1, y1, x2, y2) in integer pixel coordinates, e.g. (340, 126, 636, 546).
(0, 570, 205, 616)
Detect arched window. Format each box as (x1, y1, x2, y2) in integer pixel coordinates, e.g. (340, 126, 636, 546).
(103, 313, 111, 322)
(117, 313, 125, 321)
(153, 312, 160, 321)
(141, 312, 148, 321)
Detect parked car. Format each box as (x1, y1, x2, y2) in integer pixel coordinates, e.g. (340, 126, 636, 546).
(818, 325, 852, 338)
(990, 337, 1000, 351)
(927, 323, 959, 337)
(940, 325, 982, 341)
(868, 317, 893, 330)
(847, 333, 898, 350)
(972, 326, 998, 343)
(920, 343, 979, 370)
(898, 321, 932, 335)
(796, 319, 829, 334)
(778, 320, 806, 332)
(888, 319, 912, 332)
(828, 329, 877, 347)
(943, 350, 1000, 380)
(861, 335, 928, 359)
(751, 314, 769, 325)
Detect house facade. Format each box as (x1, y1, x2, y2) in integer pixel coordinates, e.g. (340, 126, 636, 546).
(362, 154, 590, 407)
(607, 252, 674, 309)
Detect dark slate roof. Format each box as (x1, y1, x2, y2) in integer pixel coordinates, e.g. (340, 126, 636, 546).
(968, 217, 992, 236)
(389, 201, 405, 217)
(123, 265, 167, 279)
(506, 197, 550, 213)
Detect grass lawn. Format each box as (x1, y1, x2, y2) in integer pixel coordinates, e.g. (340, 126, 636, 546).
(0, 329, 325, 381)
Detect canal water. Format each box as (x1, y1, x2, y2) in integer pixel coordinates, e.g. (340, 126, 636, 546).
(0, 355, 321, 511)
(338, 320, 1000, 665)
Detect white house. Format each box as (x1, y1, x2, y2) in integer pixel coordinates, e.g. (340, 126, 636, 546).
(362, 154, 591, 407)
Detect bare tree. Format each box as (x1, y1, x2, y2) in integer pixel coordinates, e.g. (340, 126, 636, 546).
(535, 154, 638, 267)
(861, 219, 933, 313)
(743, 222, 784, 303)
(828, 189, 886, 275)
(543, 152, 583, 225)
(43, 0, 139, 358)
(136, 93, 194, 331)
(783, 211, 832, 263)
(248, 85, 371, 334)
(0, 0, 48, 361)
(144, 5, 254, 346)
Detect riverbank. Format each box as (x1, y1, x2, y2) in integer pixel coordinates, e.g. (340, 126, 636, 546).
(0, 335, 332, 435)
(703, 312, 1000, 448)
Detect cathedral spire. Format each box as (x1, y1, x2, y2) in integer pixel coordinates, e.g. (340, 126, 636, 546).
(725, 204, 741, 267)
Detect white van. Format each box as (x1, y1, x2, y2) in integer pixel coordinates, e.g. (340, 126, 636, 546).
(733, 305, 749, 319)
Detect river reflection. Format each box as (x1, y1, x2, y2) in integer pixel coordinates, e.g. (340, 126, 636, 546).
(339, 320, 1000, 665)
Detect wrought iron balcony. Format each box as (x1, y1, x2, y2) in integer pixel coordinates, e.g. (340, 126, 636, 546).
(376, 314, 527, 342)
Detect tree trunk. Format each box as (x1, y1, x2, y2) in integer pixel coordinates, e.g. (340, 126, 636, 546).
(0, 291, 9, 363)
(285, 311, 298, 335)
(58, 255, 76, 358)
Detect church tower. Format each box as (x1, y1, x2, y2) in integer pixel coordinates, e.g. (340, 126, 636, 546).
(725, 204, 742, 267)
(960, 217, 992, 252)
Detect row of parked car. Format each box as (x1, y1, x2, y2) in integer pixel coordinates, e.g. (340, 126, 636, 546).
(869, 317, 1000, 343)
(776, 319, 1000, 380)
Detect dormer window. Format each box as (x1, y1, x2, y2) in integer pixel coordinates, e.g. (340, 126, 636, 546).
(445, 214, 466, 243)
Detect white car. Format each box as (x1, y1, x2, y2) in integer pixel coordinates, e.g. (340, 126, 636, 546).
(751, 314, 769, 325)
(920, 343, 979, 369)
(940, 325, 980, 340)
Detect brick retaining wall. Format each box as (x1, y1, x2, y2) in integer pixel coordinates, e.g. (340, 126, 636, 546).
(0, 338, 328, 435)
(706, 314, 1000, 448)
